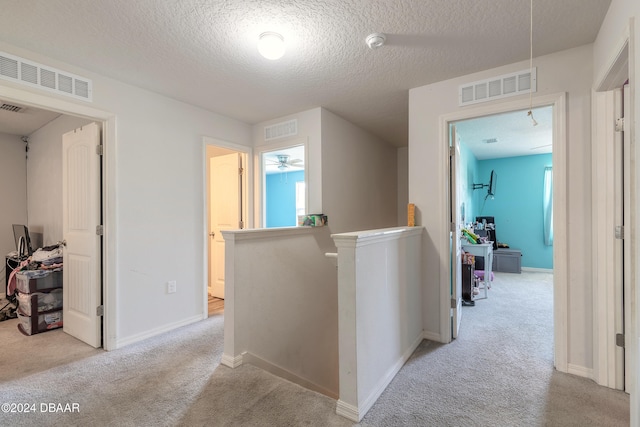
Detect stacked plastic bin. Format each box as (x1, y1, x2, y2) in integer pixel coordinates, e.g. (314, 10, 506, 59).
(15, 270, 63, 335)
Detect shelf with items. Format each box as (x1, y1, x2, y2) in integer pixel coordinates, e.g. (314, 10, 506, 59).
(15, 269, 63, 336)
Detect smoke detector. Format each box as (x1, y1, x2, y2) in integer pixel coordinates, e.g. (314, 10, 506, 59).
(366, 33, 386, 50)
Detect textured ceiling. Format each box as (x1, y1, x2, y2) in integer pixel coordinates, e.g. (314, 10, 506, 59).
(0, 0, 611, 147)
(456, 106, 553, 160)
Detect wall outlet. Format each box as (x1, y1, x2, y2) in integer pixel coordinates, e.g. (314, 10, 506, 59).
(167, 280, 177, 294)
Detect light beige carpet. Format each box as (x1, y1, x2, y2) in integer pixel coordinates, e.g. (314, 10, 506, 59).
(0, 272, 630, 426)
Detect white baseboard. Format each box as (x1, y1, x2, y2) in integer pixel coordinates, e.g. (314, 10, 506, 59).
(221, 353, 243, 368)
(243, 352, 338, 399)
(336, 400, 360, 422)
(568, 363, 594, 380)
(521, 267, 554, 273)
(115, 314, 202, 349)
(337, 333, 423, 422)
(423, 330, 442, 342)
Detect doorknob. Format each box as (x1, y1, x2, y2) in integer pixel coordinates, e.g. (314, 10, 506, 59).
(209, 232, 215, 238)
(60, 240, 67, 247)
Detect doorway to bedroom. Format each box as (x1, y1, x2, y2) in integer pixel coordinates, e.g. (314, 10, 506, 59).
(449, 102, 557, 360)
(454, 106, 554, 273)
(0, 99, 110, 352)
(204, 139, 249, 314)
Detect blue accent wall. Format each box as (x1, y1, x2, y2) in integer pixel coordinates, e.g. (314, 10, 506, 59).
(266, 170, 304, 227)
(459, 142, 479, 224)
(473, 153, 553, 269)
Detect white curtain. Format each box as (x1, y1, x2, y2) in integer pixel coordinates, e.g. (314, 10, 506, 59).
(543, 166, 553, 246)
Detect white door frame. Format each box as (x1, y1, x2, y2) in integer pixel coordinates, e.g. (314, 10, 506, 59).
(202, 137, 252, 317)
(255, 138, 308, 228)
(591, 87, 627, 390)
(440, 93, 568, 371)
(449, 125, 462, 339)
(593, 22, 636, 423)
(0, 84, 116, 350)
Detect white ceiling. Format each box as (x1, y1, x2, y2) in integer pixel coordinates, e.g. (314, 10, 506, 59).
(455, 106, 553, 160)
(0, 99, 61, 137)
(0, 0, 610, 148)
(263, 145, 305, 174)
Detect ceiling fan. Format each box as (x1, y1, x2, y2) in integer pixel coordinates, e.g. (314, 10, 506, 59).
(267, 154, 304, 170)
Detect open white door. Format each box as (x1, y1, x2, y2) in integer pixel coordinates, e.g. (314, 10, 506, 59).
(209, 153, 242, 299)
(622, 83, 632, 391)
(450, 125, 463, 339)
(62, 122, 102, 348)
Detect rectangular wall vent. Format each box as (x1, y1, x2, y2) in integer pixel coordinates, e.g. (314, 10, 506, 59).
(459, 68, 536, 106)
(264, 119, 298, 141)
(0, 102, 24, 113)
(0, 51, 93, 102)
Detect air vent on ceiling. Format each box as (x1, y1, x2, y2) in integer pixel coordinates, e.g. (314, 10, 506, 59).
(264, 119, 298, 141)
(0, 102, 24, 113)
(0, 51, 93, 102)
(459, 68, 536, 106)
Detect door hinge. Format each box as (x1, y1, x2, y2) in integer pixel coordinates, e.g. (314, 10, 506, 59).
(615, 225, 624, 240)
(449, 146, 455, 157)
(450, 222, 456, 233)
(615, 117, 625, 132)
(239, 167, 244, 175)
(451, 298, 457, 309)
(616, 333, 625, 348)
(96, 144, 104, 155)
(96, 224, 104, 236)
(239, 220, 244, 229)
(96, 305, 104, 317)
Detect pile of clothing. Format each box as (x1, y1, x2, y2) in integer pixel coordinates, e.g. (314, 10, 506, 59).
(31, 244, 63, 267)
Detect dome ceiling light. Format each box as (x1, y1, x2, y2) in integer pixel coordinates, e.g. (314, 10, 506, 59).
(258, 32, 285, 60)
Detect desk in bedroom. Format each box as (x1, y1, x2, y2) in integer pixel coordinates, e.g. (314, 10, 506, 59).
(461, 242, 493, 300)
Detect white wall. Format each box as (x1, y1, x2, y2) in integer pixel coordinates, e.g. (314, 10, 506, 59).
(321, 108, 398, 234)
(409, 45, 594, 369)
(0, 42, 253, 347)
(253, 108, 322, 220)
(222, 227, 339, 398)
(27, 115, 92, 247)
(397, 147, 409, 226)
(0, 132, 27, 291)
(593, 0, 639, 88)
(593, 1, 640, 423)
(333, 226, 424, 421)
(253, 107, 399, 234)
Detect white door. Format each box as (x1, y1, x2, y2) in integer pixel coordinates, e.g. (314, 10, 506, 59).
(209, 153, 242, 299)
(62, 122, 102, 348)
(450, 125, 463, 339)
(622, 83, 631, 390)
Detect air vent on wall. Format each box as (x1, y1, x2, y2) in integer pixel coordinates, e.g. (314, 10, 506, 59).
(0, 102, 24, 113)
(0, 51, 93, 102)
(264, 119, 298, 141)
(459, 68, 536, 106)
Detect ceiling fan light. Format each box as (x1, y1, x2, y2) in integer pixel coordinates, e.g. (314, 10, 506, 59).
(258, 32, 285, 60)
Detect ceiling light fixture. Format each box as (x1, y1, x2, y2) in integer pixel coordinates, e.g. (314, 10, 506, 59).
(526, 0, 538, 126)
(258, 32, 285, 60)
(365, 33, 386, 50)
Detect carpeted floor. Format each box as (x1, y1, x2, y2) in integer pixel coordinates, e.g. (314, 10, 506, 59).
(0, 272, 630, 426)
(358, 271, 629, 426)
